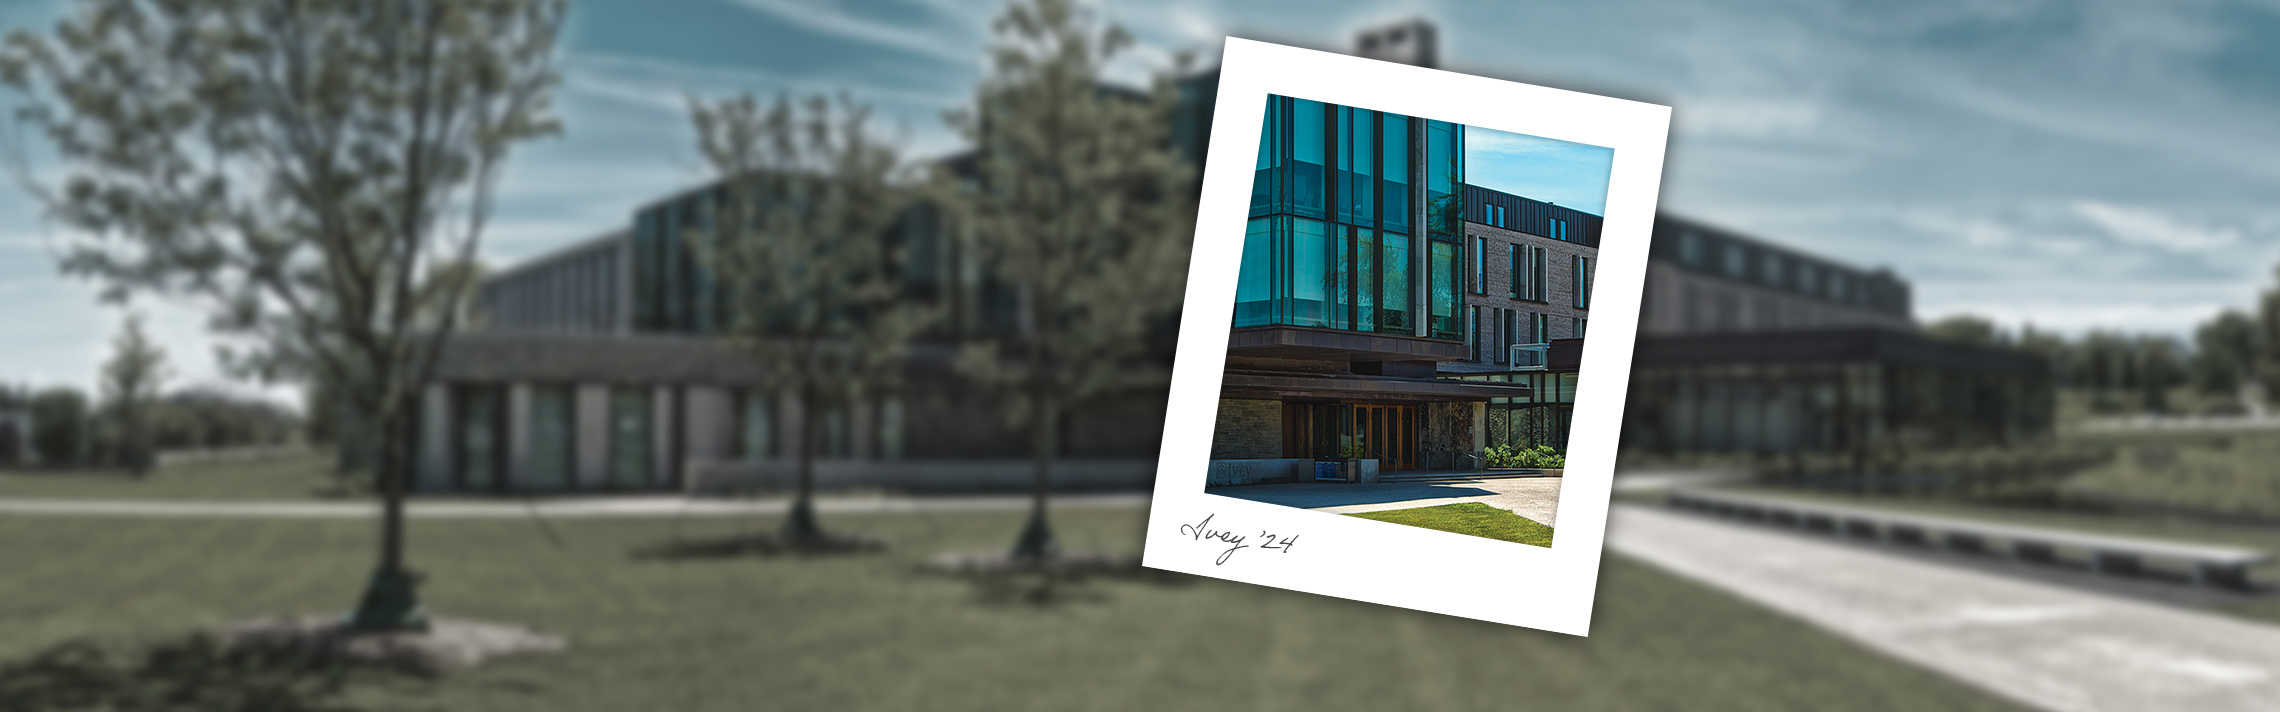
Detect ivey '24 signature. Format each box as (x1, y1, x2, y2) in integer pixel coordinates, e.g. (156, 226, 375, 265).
(1178, 513, 1297, 565)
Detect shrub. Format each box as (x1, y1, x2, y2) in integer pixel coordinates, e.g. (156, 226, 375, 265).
(1486, 444, 1563, 469)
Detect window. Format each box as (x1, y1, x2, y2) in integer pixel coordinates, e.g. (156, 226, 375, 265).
(1430, 241, 1460, 339)
(1531, 246, 1546, 301)
(1574, 317, 1586, 337)
(1532, 312, 1548, 343)
(1501, 309, 1516, 363)
(1380, 232, 1410, 332)
(608, 386, 652, 489)
(1761, 252, 1784, 286)
(1470, 306, 1482, 361)
(1723, 243, 1746, 278)
(1471, 236, 1486, 294)
(1575, 255, 1592, 309)
(1548, 217, 1568, 241)
(737, 389, 774, 462)
(1380, 113, 1410, 234)
(1680, 231, 1704, 267)
(1235, 217, 1274, 326)
(1290, 99, 1327, 218)
(1507, 242, 1521, 299)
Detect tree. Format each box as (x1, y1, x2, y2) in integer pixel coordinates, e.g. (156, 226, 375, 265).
(1, 0, 564, 631)
(683, 92, 928, 547)
(1925, 314, 2005, 348)
(943, 0, 1195, 560)
(100, 313, 169, 475)
(2259, 265, 2280, 401)
(27, 387, 89, 466)
(2190, 309, 2260, 397)
(2130, 336, 2186, 413)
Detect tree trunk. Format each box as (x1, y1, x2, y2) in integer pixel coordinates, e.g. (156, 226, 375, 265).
(348, 398, 426, 632)
(1010, 387, 1057, 561)
(783, 384, 823, 543)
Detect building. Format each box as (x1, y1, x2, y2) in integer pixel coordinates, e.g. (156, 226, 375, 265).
(1209, 93, 1539, 477)
(1622, 216, 2052, 455)
(416, 177, 1167, 494)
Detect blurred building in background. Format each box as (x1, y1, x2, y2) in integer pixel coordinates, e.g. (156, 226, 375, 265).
(423, 17, 2053, 494)
(1623, 216, 2053, 456)
(416, 176, 1166, 494)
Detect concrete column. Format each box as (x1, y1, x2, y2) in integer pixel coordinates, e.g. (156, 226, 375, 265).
(417, 383, 452, 492)
(683, 386, 734, 464)
(507, 382, 532, 492)
(575, 384, 609, 489)
(652, 384, 675, 488)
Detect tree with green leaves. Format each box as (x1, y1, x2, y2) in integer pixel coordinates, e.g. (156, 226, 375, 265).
(943, 0, 1195, 560)
(1, 0, 564, 631)
(27, 386, 89, 466)
(684, 92, 929, 548)
(2190, 309, 2261, 397)
(2258, 265, 2280, 403)
(99, 312, 169, 475)
(1924, 314, 2006, 348)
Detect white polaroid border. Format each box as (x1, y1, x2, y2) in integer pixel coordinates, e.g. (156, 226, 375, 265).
(1141, 37, 1669, 636)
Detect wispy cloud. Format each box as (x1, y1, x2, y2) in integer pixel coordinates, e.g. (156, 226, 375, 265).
(729, 0, 980, 66)
(2071, 200, 2241, 251)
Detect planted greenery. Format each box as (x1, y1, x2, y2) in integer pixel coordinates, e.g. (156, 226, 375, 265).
(1485, 443, 1564, 469)
(1346, 502, 1555, 548)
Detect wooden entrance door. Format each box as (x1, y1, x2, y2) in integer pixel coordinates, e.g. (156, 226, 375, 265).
(1352, 404, 1417, 471)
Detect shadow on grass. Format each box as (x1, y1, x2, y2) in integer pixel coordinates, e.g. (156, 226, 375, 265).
(629, 531, 888, 561)
(0, 633, 431, 712)
(917, 552, 1198, 608)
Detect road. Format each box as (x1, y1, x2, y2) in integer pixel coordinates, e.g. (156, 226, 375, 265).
(1607, 503, 2280, 712)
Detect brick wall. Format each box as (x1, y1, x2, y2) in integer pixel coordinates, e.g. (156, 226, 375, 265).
(1210, 399, 1283, 459)
(1461, 221, 1597, 361)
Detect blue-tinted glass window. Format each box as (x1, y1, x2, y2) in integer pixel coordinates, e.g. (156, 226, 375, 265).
(1426, 120, 1462, 239)
(1235, 217, 1274, 326)
(1336, 106, 1374, 225)
(1290, 100, 1326, 218)
(1289, 217, 1331, 327)
(1250, 96, 1279, 217)
(1380, 114, 1410, 235)
(1380, 232, 1410, 332)
(1349, 224, 1368, 328)
(1430, 240, 1459, 339)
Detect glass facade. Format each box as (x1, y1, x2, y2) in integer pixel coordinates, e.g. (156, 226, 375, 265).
(609, 386, 652, 488)
(527, 385, 574, 489)
(1235, 95, 1461, 339)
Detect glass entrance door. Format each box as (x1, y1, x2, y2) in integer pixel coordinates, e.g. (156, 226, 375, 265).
(1352, 404, 1417, 471)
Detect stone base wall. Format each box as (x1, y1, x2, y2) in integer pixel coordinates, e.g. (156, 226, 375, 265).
(1210, 399, 1283, 459)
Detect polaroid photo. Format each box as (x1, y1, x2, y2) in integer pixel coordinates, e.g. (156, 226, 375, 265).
(1141, 37, 1669, 636)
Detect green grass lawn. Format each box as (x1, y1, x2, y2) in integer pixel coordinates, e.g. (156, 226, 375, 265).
(2055, 430, 2280, 517)
(0, 449, 343, 500)
(0, 506, 2019, 711)
(1345, 502, 1556, 548)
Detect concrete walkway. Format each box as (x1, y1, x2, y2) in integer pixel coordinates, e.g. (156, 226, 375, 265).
(1608, 503, 2280, 712)
(1207, 476, 1561, 526)
(0, 492, 1150, 519)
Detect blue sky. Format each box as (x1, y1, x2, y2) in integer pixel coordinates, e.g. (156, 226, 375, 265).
(1465, 128, 1613, 216)
(5, 0, 2280, 404)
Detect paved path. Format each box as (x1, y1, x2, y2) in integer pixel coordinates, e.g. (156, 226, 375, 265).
(1608, 503, 2280, 712)
(0, 493, 1150, 519)
(1208, 477, 1561, 526)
